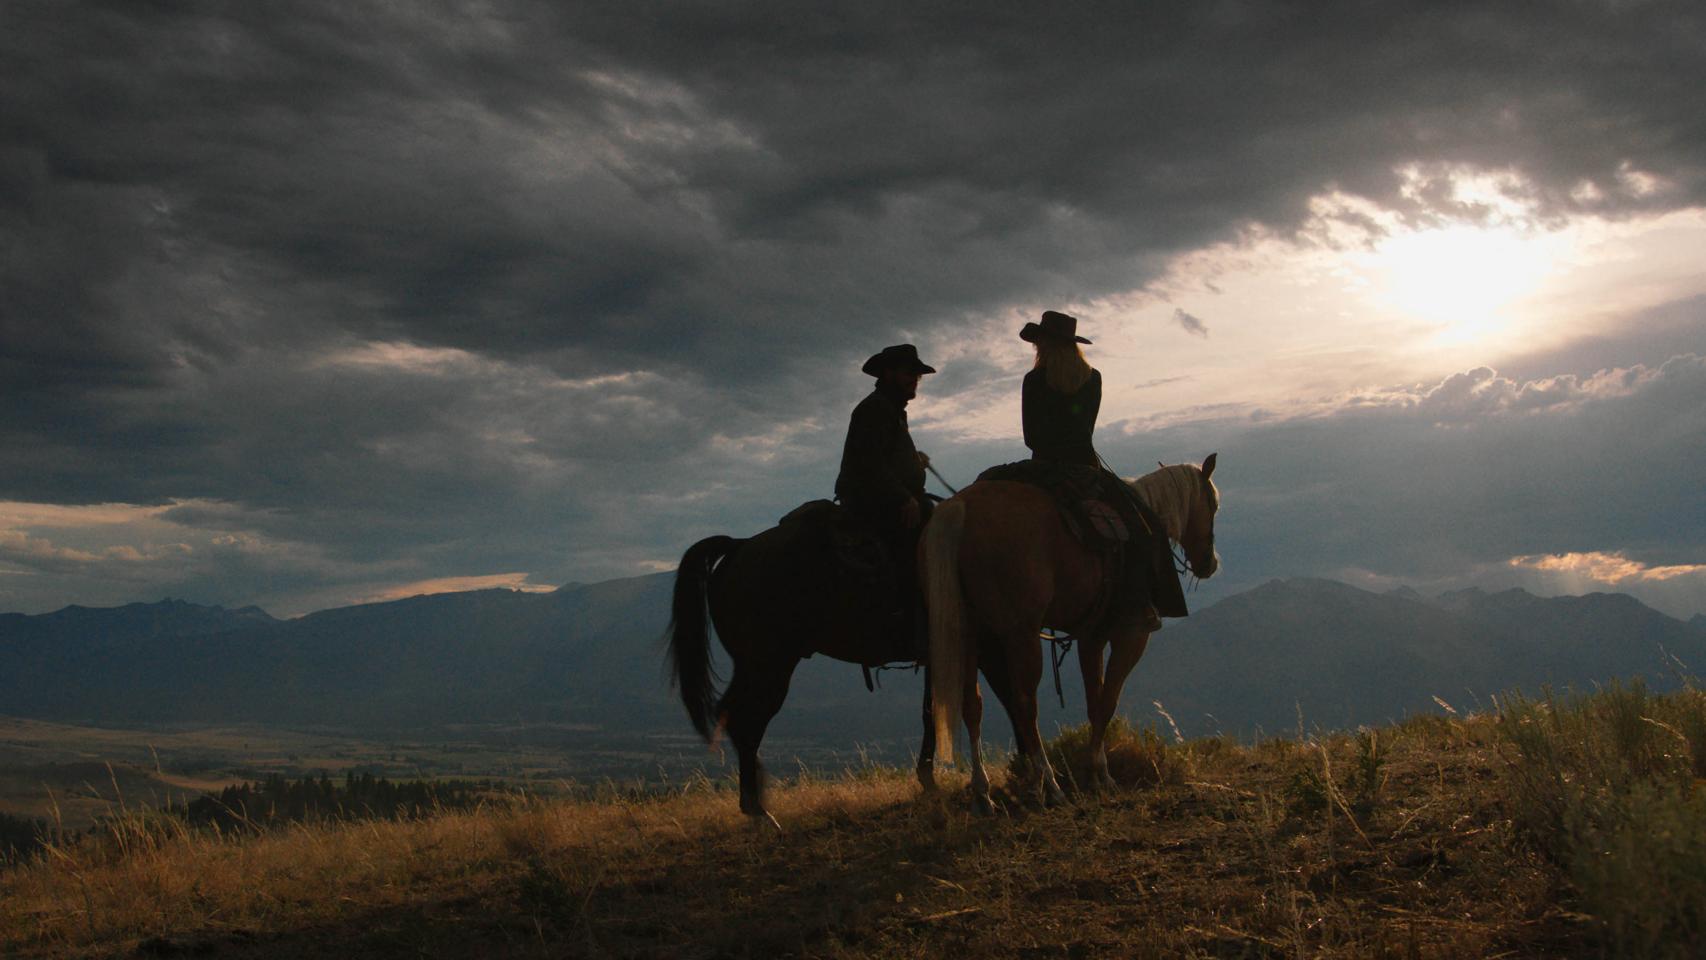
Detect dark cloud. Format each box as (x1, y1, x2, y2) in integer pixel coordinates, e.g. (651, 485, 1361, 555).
(9, 1, 1703, 384)
(1172, 308, 1210, 338)
(3, 1, 1705, 613)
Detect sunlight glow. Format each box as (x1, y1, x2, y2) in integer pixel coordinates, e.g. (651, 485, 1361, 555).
(359, 573, 557, 604)
(1508, 551, 1706, 584)
(1363, 225, 1566, 345)
(926, 204, 1706, 443)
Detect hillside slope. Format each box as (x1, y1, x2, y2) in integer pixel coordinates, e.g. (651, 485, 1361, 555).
(17, 682, 1706, 959)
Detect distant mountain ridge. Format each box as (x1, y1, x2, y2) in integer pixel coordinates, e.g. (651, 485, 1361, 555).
(0, 597, 275, 641)
(2, 576, 1703, 744)
(1119, 578, 1706, 736)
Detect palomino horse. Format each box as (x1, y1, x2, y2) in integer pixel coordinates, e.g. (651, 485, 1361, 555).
(920, 456, 1219, 811)
(668, 512, 909, 823)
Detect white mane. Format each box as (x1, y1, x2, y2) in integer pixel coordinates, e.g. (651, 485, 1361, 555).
(1127, 463, 1216, 542)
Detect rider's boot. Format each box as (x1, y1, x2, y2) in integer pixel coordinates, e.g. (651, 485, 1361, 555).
(1123, 543, 1162, 633)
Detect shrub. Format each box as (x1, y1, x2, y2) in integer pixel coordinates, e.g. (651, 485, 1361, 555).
(1497, 682, 1706, 958)
(1034, 715, 1186, 790)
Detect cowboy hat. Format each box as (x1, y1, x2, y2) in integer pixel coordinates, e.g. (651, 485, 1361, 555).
(1019, 310, 1092, 345)
(861, 343, 937, 377)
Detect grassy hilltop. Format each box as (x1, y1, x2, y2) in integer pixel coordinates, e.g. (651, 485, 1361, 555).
(3, 684, 1704, 959)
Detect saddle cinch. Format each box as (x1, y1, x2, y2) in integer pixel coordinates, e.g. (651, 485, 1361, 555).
(977, 460, 1188, 621)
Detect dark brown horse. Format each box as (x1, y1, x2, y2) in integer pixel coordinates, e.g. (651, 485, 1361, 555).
(667, 509, 915, 823)
(920, 457, 1220, 811)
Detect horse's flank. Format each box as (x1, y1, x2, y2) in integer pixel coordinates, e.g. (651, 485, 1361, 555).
(922, 479, 1101, 762)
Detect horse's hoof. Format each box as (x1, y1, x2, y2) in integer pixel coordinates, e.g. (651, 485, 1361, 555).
(742, 804, 782, 832)
(971, 792, 995, 817)
(916, 766, 937, 793)
(1094, 771, 1119, 794)
(739, 792, 769, 819)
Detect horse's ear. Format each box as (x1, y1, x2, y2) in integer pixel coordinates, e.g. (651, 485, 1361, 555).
(1201, 452, 1217, 481)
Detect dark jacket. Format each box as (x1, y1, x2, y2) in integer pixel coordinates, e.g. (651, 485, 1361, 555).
(1023, 367, 1102, 466)
(835, 383, 925, 525)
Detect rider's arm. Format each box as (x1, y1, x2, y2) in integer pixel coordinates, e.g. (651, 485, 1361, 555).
(1021, 370, 1044, 455)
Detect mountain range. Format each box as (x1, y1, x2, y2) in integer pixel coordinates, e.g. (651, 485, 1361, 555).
(3, 576, 1703, 747)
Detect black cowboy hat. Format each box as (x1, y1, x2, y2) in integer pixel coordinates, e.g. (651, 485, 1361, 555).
(861, 343, 937, 377)
(1019, 310, 1092, 345)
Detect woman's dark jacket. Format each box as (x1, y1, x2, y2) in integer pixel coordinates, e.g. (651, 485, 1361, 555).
(1023, 367, 1102, 466)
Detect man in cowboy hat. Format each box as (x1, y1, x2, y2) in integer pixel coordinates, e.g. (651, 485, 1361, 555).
(835, 343, 936, 661)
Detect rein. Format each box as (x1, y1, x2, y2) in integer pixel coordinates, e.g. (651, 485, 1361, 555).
(926, 462, 960, 496)
(1046, 630, 1074, 708)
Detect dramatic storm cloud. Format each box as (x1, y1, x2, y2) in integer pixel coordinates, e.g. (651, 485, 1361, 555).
(2, 1, 1703, 615)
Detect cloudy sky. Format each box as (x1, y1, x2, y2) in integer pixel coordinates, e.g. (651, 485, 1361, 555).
(3, 1, 1704, 620)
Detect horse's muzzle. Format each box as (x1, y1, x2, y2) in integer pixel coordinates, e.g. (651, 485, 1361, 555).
(1189, 549, 1220, 579)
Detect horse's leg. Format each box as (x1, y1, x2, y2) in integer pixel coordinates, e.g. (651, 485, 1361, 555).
(720, 657, 797, 825)
(917, 663, 937, 793)
(976, 640, 1026, 762)
(962, 666, 993, 815)
(975, 638, 1034, 794)
(999, 632, 1064, 807)
(1088, 619, 1152, 792)
(1075, 635, 1115, 792)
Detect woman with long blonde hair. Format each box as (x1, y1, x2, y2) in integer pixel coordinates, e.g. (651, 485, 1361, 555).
(1020, 310, 1101, 466)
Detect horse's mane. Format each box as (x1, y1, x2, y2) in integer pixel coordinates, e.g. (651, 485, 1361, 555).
(1128, 463, 1216, 540)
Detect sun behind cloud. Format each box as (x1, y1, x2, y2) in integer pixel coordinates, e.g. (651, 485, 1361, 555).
(1366, 224, 1567, 346)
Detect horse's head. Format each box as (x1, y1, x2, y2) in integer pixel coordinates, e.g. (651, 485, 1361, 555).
(1180, 453, 1219, 580)
(1130, 453, 1220, 580)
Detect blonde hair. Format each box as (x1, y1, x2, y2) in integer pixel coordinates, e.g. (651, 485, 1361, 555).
(1033, 340, 1093, 393)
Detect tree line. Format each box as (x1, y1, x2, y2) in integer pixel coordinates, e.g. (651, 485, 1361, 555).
(1, 772, 511, 867)
(167, 771, 504, 831)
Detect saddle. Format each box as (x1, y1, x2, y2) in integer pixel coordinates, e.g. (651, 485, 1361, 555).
(776, 500, 906, 663)
(976, 460, 1188, 621)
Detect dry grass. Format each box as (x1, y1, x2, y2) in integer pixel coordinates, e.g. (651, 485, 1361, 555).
(1496, 681, 1706, 958)
(6, 692, 1684, 959)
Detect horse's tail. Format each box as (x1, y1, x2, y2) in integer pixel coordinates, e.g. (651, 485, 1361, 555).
(667, 534, 740, 741)
(924, 497, 968, 765)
